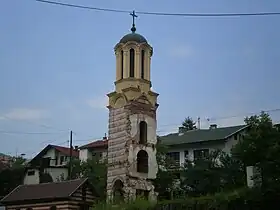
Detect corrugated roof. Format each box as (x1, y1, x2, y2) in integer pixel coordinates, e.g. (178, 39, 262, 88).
(0, 178, 88, 203)
(160, 125, 248, 146)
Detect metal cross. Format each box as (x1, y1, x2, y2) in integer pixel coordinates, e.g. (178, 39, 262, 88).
(130, 10, 138, 27)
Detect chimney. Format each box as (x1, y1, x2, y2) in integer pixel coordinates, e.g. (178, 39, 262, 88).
(209, 124, 217, 129)
(178, 126, 185, 136)
(103, 133, 107, 140)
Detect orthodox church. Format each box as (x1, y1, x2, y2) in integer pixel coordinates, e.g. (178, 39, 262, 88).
(106, 14, 159, 202)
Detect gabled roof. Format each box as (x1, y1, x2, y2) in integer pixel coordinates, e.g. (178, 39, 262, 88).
(79, 138, 108, 150)
(160, 125, 248, 146)
(28, 144, 79, 166)
(51, 145, 79, 157)
(0, 178, 89, 204)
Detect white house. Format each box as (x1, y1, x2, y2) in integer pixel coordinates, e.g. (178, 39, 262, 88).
(79, 137, 108, 162)
(23, 144, 79, 185)
(160, 124, 249, 167)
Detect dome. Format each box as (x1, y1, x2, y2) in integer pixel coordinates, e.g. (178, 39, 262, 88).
(119, 32, 147, 44)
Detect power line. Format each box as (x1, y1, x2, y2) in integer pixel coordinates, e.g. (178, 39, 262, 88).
(0, 130, 66, 135)
(35, 0, 280, 17)
(0, 115, 69, 133)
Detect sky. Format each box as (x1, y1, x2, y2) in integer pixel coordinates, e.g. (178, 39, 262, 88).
(1, 0, 280, 158)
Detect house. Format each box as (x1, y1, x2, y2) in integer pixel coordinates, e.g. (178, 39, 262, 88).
(79, 137, 108, 162)
(160, 124, 249, 167)
(0, 178, 96, 210)
(24, 144, 79, 185)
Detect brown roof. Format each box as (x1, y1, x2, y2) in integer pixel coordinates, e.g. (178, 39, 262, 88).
(79, 138, 108, 150)
(1, 178, 88, 204)
(51, 145, 79, 157)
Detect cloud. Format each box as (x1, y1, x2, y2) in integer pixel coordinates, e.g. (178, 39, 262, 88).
(0, 108, 49, 121)
(169, 45, 194, 58)
(87, 95, 108, 109)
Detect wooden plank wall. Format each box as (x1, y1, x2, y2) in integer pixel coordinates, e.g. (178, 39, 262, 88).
(71, 185, 95, 204)
(6, 200, 82, 210)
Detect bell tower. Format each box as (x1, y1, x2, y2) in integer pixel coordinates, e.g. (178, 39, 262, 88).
(106, 11, 159, 202)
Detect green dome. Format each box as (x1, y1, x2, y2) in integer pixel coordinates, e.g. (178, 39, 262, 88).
(119, 32, 147, 44)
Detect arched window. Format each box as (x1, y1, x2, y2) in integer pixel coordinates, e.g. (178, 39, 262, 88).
(121, 50, 124, 79)
(137, 150, 148, 173)
(141, 50, 145, 79)
(113, 180, 124, 203)
(129, 48, 135, 77)
(50, 206, 56, 210)
(139, 121, 147, 144)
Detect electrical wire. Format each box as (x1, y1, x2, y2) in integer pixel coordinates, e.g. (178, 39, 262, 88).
(35, 0, 280, 17)
(0, 115, 69, 133)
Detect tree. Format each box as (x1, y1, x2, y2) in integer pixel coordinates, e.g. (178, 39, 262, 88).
(182, 117, 196, 131)
(0, 167, 25, 197)
(70, 157, 107, 200)
(180, 150, 245, 197)
(232, 112, 280, 190)
(153, 140, 180, 200)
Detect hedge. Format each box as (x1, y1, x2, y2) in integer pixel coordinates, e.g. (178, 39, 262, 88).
(93, 187, 279, 210)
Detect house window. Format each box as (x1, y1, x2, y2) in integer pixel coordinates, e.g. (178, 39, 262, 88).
(184, 150, 189, 160)
(121, 50, 124, 79)
(234, 134, 238, 140)
(139, 121, 148, 144)
(129, 48, 135, 77)
(141, 50, 145, 79)
(60, 156, 64, 165)
(137, 150, 148, 173)
(193, 149, 209, 160)
(50, 206, 56, 210)
(92, 152, 102, 159)
(27, 170, 35, 176)
(167, 152, 180, 167)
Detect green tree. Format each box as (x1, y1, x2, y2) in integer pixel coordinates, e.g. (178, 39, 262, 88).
(180, 150, 245, 196)
(232, 112, 280, 190)
(0, 167, 25, 197)
(71, 157, 107, 200)
(153, 138, 181, 200)
(182, 117, 196, 131)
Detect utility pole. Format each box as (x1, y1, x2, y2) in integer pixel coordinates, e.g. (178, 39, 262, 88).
(68, 130, 73, 180)
(197, 117, 201, 130)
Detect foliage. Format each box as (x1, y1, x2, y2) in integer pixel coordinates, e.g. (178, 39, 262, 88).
(92, 198, 155, 210)
(11, 156, 27, 169)
(181, 116, 197, 131)
(91, 187, 279, 210)
(180, 150, 245, 197)
(153, 139, 181, 200)
(0, 167, 25, 197)
(39, 172, 53, 183)
(71, 157, 107, 200)
(232, 112, 280, 190)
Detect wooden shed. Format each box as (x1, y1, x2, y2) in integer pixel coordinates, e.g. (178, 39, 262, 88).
(0, 178, 96, 210)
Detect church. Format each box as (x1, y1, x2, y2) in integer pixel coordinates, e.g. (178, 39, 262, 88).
(106, 12, 159, 202)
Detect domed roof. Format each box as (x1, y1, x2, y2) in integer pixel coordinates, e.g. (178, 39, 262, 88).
(119, 25, 147, 44)
(119, 32, 147, 44)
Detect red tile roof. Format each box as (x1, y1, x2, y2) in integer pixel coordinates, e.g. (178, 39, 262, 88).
(0, 178, 90, 204)
(51, 145, 79, 157)
(79, 138, 108, 150)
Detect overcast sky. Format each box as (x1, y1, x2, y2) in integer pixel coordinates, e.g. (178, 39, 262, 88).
(1, 0, 280, 158)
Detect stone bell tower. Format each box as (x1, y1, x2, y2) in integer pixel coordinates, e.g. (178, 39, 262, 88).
(106, 12, 159, 202)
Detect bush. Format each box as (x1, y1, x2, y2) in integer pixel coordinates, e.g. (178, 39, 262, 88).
(92, 188, 279, 210)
